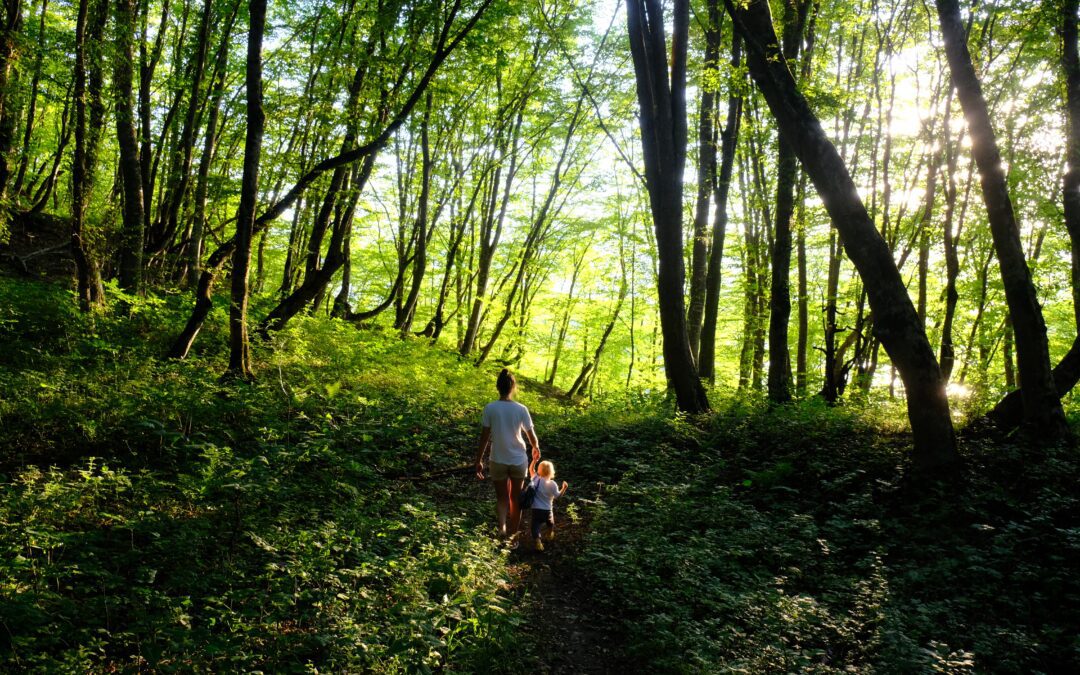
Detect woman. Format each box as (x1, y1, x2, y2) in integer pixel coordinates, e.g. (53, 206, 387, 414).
(474, 368, 539, 540)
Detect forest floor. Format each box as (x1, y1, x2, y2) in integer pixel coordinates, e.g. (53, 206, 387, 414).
(2, 276, 1079, 672)
(507, 486, 615, 674)
(456, 451, 619, 673)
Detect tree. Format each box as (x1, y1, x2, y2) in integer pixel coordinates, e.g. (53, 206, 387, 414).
(113, 0, 145, 295)
(224, 0, 267, 380)
(935, 0, 1068, 440)
(726, 0, 959, 472)
(625, 0, 709, 413)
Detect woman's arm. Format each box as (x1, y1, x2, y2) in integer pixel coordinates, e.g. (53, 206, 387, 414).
(525, 427, 540, 462)
(475, 426, 491, 480)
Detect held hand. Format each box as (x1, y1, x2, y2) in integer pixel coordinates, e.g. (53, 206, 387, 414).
(475, 462, 485, 481)
(561, 481, 568, 491)
(531, 447, 540, 462)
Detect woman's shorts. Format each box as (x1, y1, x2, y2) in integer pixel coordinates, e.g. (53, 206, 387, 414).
(489, 461, 527, 481)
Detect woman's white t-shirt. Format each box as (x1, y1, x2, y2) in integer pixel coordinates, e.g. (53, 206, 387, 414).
(481, 400, 534, 465)
(530, 476, 562, 510)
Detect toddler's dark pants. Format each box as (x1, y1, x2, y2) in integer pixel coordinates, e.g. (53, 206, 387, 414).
(531, 508, 554, 539)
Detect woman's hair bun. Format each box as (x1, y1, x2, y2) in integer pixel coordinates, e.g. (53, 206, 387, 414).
(496, 368, 516, 396)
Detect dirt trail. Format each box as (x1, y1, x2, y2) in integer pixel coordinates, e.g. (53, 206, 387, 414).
(505, 490, 620, 674)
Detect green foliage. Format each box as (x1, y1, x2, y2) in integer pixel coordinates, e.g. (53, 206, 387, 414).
(0, 279, 528, 671)
(577, 399, 1080, 673)
(3, 277, 1080, 671)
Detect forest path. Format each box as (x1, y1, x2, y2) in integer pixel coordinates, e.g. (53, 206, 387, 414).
(504, 485, 620, 673)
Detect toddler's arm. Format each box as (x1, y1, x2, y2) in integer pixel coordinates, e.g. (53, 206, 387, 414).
(558, 481, 568, 496)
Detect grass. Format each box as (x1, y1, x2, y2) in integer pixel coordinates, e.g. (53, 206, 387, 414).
(1, 276, 1079, 672)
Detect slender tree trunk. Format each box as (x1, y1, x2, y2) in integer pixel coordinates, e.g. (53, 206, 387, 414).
(155, 0, 212, 262)
(939, 91, 963, 382)
(13, 0, 45, 197)
(191, 2, 236, 281)
(686, 0, 721, 361)
(547, 245, 587, 386)
(728, 0, 958, 471)
(568, 287, 626, 398)
(795, 172, 809, 396)
(114, 0, 145, 294)
(139, 0, 170, 247)
(1067, 0, 1080, 334)
(936, 0, 1068, 439)
(461, 105, 525, 356)
(225, 0, 266, 380)
(0, 0, 22, 198)
(71, 0, 104, 312)
(766, 0, 810, 404)
(397, 94, 433, 335)
(700, 32, 742, 382)
(626, 0, 709, 413)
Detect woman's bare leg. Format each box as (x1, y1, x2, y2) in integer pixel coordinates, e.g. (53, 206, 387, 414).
(493, 479, 510, 536)
(508, 478, 523, 534)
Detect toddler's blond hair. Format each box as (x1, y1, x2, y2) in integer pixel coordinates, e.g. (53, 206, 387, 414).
(537, 460, 556, 479)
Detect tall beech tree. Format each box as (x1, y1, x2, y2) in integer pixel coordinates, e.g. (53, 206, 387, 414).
(625, 0, 709, 413)
(766, 0, 811, 403)
(71, 0, 104, 312)
(225, 0, 266, 380)
(934, 0, 1068, 439)
(698, 31, 743, 383)
(726, 0, 959, 470)
(113, 0, 145, 295)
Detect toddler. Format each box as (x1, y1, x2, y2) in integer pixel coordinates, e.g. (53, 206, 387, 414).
(528, 458, 568, 551)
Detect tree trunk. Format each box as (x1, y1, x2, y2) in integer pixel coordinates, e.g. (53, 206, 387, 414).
(138, 0, 170, 247)
(547, 244, 587, 386)
(0, 0, 22, 198)
(795, 171, 809, 396)
(71, 0, 104, 312)
(700, 31, 742, 382)
(13, 0, 45, 197)
(939, 91, 963, 382)
(397, 94, 434, 336)
(190, 1, 237, 281)
(935, 0, 1068, 439)
(985, 0, 1080, 430)
(728, 0, 958, 471)
(114, 0, 145, 294)
(686, 0, 721, 362)
(225, 0, 266, 380)
(626, 0, 708, 413)
(766, 0, 810, 404)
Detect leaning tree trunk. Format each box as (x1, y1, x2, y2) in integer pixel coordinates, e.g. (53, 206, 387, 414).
(225, 0, 266, 380)
(626, 0, 709, 413)
(727, 0, 959, 471)
(935, 0, 1068, 440)
(985, 0, 1080, 429)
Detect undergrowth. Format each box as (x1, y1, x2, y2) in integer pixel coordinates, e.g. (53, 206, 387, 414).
(2, 277, 1079, 672)
(579, 401, 1080, 672)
